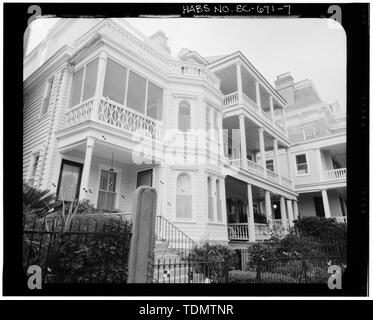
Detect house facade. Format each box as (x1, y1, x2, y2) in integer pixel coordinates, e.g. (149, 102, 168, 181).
(23, 19, 345, 247)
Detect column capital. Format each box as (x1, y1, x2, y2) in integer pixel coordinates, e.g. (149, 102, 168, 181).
(86, 136, 95, 148)
(239, 114, 245, 120)
(258, 127, 265, 134)
(99, 50, 108, 60)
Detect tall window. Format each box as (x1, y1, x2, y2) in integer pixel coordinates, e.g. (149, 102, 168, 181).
(102, 58, 127, 104)
(216, 179, 222, 222)
(178, 102, 191, 132)
(127, 71, 146, 113)
(70, 58, 99, 107)
(207, 177, 214, 221)
(146, 82, 163, 121)
(214, 110, 219, 141)
(97, 169, 117, 212)
(28, 153, 40, 186)
(40, 78, 53, 116)
(176, 174, 192, 220)
(295, 154, 309, 174)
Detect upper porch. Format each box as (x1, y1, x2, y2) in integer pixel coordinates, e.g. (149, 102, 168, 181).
(209, 54, 289, 142)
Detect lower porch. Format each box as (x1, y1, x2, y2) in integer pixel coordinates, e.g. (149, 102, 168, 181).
(54, 137, 160, 214)
(225, 176, 298, 242)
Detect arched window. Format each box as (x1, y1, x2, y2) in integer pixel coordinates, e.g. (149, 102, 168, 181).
(176, 173, 192, 220)
(216, 179, 222, 222)
(178, 101, 191, 132)
(207, 177, 214, 221)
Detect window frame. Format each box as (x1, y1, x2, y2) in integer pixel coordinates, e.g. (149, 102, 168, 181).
(175, 172, 194, 222)
(294, 152, 310, 176)
(178, 101, 191, 132)
(27, 151, 40, 186)
(70, 56, 100, 108)
(303, 127, 316, 141)
(266, 158, 275, 172)
(56, 159, 83, 202)
(40, 77, 54, 117)
(95, 164, 122, 211)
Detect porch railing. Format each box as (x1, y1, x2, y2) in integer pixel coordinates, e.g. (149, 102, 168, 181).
(65, 97, 163, 141)
(228, 158, 241, 167)
(227, 223, 273, 241)
(334, 216, 347, 224)
(266, 169, 279, 181)
(223, 92, 239, 107)
(155, 215, 198, 258)
(324, 168, 346, 180)
(227, 223, 249, 240)
(247, 159, 264, 174)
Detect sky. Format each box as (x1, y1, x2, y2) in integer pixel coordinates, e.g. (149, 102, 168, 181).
(27, 18, 346, 111)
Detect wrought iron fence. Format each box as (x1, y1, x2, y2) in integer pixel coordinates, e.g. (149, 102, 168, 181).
(153, 256, 229, 284)
(23, 214, 132, 283)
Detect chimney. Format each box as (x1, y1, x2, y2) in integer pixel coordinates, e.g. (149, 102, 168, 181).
(274, 72, 294, 90)
(148, 30, 171, 55)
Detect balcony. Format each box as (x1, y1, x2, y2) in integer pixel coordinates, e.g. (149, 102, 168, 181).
(324, 168, 346, 181)
(65, 97, 163, 141)
(228, 157, 293, 190)
(223, 91, 286, 139)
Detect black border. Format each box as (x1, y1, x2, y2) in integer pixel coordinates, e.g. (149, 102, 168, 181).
(3, 2, 369, 297)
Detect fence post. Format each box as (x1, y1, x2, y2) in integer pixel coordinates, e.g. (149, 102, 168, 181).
(127, 186, 157, 283)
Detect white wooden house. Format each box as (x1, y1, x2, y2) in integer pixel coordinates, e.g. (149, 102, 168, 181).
(23, 19, 346, 247)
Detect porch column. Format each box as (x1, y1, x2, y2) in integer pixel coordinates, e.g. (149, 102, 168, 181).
(280, 196, 288, 230)
(79, 137, 95, 201)
(293, 200, 299, 220)
(92, 51, 107, 121)
(315, 148, 324, 180)
(321, 190, 332, 218)
(259, 127, 266, 177)
(269, 96, 275, 123)
(265, 190, 273, 228)
(239, 114, 248, 169)
(247, 184, 256, 242)
(255, 81, 262, 111)
(281, 107, 288, 135)
(236, 62, 243, 104)
(286, 199, 294, 227)
(273, 138, 281, 183)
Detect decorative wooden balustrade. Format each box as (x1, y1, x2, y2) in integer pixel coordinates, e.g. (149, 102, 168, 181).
(227, 223, 274, 241)
(324, 168, 347, 180)
(266, 169, 279, 182)
(65, 97, 163, 141)
(247, 159, 264, 174)
(223, 92, 239, 107)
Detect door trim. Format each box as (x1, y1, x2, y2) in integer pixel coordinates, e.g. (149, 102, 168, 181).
(56, 159, 83, 201)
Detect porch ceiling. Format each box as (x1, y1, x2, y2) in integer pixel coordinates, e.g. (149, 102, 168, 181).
(63, 140, 138, 165)
(321, 143, 346, 167)
(214, 64, 237, 95)
(223, 116, 285, 152)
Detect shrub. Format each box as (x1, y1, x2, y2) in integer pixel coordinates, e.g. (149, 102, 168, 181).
(23, 213, 132, 283)
(294, 216, 347, 243)
(188, 242, 239, 267)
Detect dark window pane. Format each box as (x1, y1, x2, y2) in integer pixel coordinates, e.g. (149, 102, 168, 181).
(103, 58, 127, 104)
(296, 154, 307, 164)
(82, 58, 99, 101)
(127, 71, 146, 113)
(70, 68, 84, 107)
(147, 82, 163, 120)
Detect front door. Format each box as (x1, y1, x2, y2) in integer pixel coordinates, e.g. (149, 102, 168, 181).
(57, 160, 83, 202)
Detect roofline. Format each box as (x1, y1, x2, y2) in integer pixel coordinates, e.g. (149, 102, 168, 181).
(208, 51, 287, 105)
